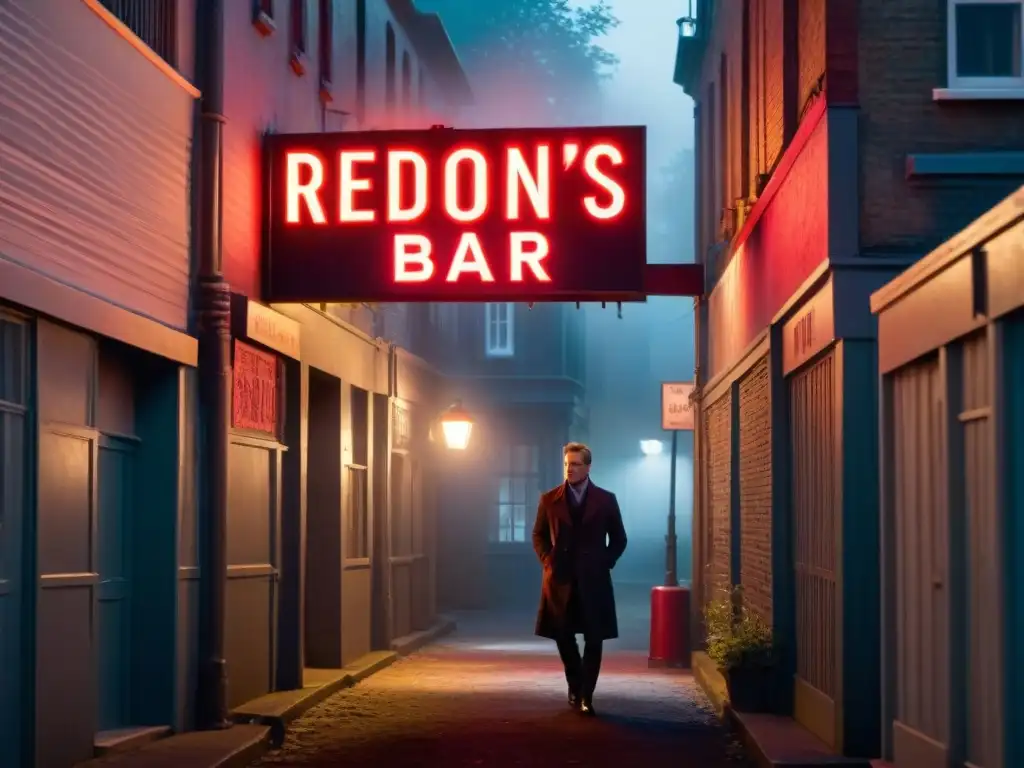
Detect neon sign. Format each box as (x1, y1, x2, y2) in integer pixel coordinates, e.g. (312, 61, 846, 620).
(263, 126, 646, 303)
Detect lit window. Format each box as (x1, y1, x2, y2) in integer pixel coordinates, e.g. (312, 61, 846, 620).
(484, 303, 514, 357)
(947, 0, 1024, 90)
(492, 445, 541, 543)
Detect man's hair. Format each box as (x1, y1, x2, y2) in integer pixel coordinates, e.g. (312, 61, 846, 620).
(563, 442, 593, 466)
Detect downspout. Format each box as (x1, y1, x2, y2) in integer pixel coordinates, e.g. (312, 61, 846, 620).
(194, 0, 231, 730)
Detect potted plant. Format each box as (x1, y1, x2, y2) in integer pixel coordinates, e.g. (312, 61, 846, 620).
(704, 587, 779, 713)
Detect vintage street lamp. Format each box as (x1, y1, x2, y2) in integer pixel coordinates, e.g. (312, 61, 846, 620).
(640, 439, 664, 456)
(677, 1, 698, 39)
(436, 401, 474, 450)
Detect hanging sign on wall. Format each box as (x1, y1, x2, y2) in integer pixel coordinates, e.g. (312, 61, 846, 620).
(233, 340, 279, 435)
(262, 125, 647, 303)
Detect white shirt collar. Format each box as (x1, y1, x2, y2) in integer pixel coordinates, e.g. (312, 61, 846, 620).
(568, 477, 590, 502)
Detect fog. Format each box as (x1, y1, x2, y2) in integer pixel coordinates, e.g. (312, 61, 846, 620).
(583, 0, 697, 586)
(420, 0, 697, 599)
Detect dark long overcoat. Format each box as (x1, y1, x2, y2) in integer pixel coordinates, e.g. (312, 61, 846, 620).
(532, 482, 627, 641)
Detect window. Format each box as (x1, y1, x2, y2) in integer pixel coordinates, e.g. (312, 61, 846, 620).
(318, 0, 332, 88)
(947, 0, 1024, 91)
(290, 0, 306, 59)
(390, 453, 411, 556)
(346, 384, 369, 560)
(345, 466, 369, 559)
(718, 53, 728, 214)
(493, 445, 541, 543)
(253, 0, 274, 22)
(485, 303, 514, 357)
(100, 0, 178, 64)
(402, 51, 413, 110)
(356, 0, 367, 119)
(385, 23, 397, 111)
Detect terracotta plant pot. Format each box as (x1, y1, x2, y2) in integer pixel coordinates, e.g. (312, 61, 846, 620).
(725, 664, 778, 713)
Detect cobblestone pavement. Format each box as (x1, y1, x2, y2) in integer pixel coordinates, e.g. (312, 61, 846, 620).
(251, 606, 753, 767)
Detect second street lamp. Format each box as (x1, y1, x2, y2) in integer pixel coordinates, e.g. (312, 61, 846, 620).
(435, 401, 474, 450)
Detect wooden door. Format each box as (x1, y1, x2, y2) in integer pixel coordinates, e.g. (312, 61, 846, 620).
(96, 436, 136, 730)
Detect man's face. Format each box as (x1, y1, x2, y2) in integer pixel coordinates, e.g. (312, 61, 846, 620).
(564, 451, 590, 485)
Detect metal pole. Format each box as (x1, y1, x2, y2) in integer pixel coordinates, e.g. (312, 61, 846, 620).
(665, 429, 679, 587)
(195, 0, 231, 731)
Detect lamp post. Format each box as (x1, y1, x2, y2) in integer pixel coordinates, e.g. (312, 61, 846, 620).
(649, 381, 695, 669)
(677, 1, 698, 39)
(665, 429, 680, 587)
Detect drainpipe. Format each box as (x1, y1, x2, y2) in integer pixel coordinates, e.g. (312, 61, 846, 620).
(194, 0, 231, 731)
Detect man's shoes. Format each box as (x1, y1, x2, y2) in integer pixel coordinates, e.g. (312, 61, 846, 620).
(579, 697, 596, 716)
(567, 688, 579, 708)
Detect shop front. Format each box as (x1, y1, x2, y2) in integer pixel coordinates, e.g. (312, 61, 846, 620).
(0, 273, 198, 767)
(225, 296, 301, 708)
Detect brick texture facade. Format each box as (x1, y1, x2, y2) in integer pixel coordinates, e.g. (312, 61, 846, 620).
(738, 356, 773, 620)
(706, 391, 733, 599)
(858, 0, 1024, 254)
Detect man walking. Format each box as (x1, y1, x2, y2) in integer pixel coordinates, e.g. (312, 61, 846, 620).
(532, 442, 627, 716)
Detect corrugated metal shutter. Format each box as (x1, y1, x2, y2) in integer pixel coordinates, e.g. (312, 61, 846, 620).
(0, 0, 194, 330)
(891, 353, 950, 766)
(790, 353, 837, 703)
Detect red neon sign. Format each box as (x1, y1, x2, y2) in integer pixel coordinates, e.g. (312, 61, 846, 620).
(263, 126, 646, 303)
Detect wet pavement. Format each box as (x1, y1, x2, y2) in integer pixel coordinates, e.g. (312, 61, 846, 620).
(250, 586, 753, 767)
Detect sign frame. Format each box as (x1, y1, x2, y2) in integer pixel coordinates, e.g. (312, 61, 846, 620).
(661, 381, 695, 431)
(261, 125, 648, 304)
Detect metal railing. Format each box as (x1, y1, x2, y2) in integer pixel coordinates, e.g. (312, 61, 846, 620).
(100, 0, 178, 67)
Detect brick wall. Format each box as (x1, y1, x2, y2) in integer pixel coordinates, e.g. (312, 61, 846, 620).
(738, 356, 773, 620)
(858, 0, 1024, 254)
(706, 391, 733, 599)
(221, 0, 439, 298)
(797, 0, 825, 114)
(746, 0, 776, 192)
(761, 0, 787, 174)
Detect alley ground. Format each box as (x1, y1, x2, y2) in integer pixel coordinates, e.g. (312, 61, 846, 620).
(250, 583, 753, 767)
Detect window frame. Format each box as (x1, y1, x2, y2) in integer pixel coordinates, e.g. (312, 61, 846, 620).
(288, 0, 307, 76)
(318, 0, 333, 91)
(484, 303, 515, 358)
(253, 0, 276, 37)
(493, 445, 541, 543)
(344, 464, 370, 561)
(946, 0, 1024, 91)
